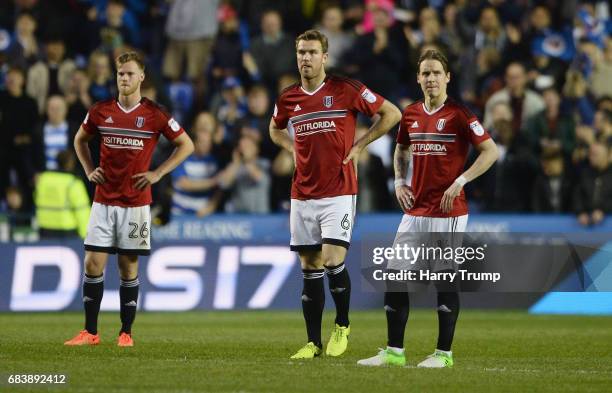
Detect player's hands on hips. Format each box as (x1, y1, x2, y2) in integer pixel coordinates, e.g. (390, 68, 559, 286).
(440, 182, 462, 214)
(342, 145, 362, 165)
(343, 145, 362, 174)
(395, 185, 415, 212)
(132, 171, 161, 190)
(87, 167, 105, 184)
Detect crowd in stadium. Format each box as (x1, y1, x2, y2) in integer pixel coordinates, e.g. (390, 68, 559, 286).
(0, 0, 611, 233)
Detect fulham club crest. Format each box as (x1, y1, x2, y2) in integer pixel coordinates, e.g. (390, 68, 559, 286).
(136, 116, 145, 128)
(436, 118, 446, 131)
(324, 96, 333, 108)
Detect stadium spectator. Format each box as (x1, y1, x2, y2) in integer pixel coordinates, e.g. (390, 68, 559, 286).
(171, 124, 222, 217)
(472, 7, 507, 54)
(593, 108, 612, 145)
(573, 3, 610, 49)
(0, 1, 607, 220)
(65, 68, 94, 124)
(8, 12, 40, 68)
(574, 142, 612, 226)
(209, 4, 246, 94)
(87, 51, 115, 102)
(525, 87, 576, 159)
(89, 0, 139, 52)
(220, 135, 270, 214)
(571, 124, 596, 173)
(38, 95, 75, 171)
(234, 0, 308, 37)
(2, 185, 31, 231)
(247, 10, 296, 93)
(581, 38, 612, 100)
(355, 125, 393, 212)
(484, 62, 545, 134)
(483, 118, 537, 211)
(461, 44, 504, 110)
(63, 69, 99, 197)
(26, 37, 76, 113)
(270, 148, 293, 212)
(563, 67, 595, 125)
(439, 2, 465, 71)
(343, 1, 404, 101)
(531, 151, 573, 213)
(317, 6, 354, 71)
(213, 77, 248, 144)
(35, 150, 90, 239)
(0, 66, 40, 212)
(239, 84, 276, 159)
(359, 0, 395, 35)
(162, 0, 219, 82)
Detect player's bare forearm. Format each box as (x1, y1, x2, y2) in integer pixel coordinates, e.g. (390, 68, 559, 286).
(73, 127, 96, 175)
(460, 139, 498, 183)
(354, 99, 401, 150)
(269, 118, 294, 153)
(154, 133, 194, 178)
(393, 143, 411, 181)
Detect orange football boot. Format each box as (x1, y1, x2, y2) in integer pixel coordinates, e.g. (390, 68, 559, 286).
(117, 332, 134, 347)
(64, 330, 100, 346)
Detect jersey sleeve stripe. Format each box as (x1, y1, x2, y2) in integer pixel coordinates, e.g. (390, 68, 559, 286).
(330, 75, 363, 92)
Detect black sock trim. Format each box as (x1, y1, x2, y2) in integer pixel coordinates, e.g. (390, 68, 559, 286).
(291, 244, 322, 251)
(117, 248, 150, 256)
(322, 238, 350, 249)
(85, 245, 117, 254)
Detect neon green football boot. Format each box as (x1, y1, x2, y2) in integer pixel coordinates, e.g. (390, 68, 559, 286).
(326, 324, 350, 356)
(290, 342, 322, 359)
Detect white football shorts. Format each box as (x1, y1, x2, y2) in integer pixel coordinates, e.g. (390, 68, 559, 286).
(290, 195, 357, 252)
(387, 214, 468, 272)
(84, 202, 151, 255)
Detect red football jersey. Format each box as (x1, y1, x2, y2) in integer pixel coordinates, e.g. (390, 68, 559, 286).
(81, 97, 185, 207)
(396, 98, 490, 217)
(273, 75, 384, 200)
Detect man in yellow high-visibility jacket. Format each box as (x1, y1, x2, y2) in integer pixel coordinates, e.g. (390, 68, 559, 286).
(35, 150, 90, 238)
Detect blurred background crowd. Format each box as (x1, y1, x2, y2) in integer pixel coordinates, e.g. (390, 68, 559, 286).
(0, 0, 611, 240)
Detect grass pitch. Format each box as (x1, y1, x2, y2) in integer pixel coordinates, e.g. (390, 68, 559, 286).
(1, 310, 611, 392)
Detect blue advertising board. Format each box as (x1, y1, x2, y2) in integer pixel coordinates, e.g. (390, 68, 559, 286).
(1, 214, 611, 313)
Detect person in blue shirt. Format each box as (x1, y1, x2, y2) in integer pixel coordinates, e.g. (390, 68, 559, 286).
(171, 118, 223, 217)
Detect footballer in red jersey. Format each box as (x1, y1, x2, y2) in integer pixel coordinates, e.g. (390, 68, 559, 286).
(270, 30, 401, 359)
(65, 52, 194, 347)
(358, 50, 498, 368)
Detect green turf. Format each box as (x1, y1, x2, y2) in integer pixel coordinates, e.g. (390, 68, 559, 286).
(1, 310, 611, 392)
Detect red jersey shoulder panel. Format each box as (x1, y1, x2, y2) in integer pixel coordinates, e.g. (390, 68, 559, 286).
(82, 99, 115, 134)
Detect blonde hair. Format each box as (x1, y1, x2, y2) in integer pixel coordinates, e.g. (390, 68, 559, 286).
(115, 51, 145, 71)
